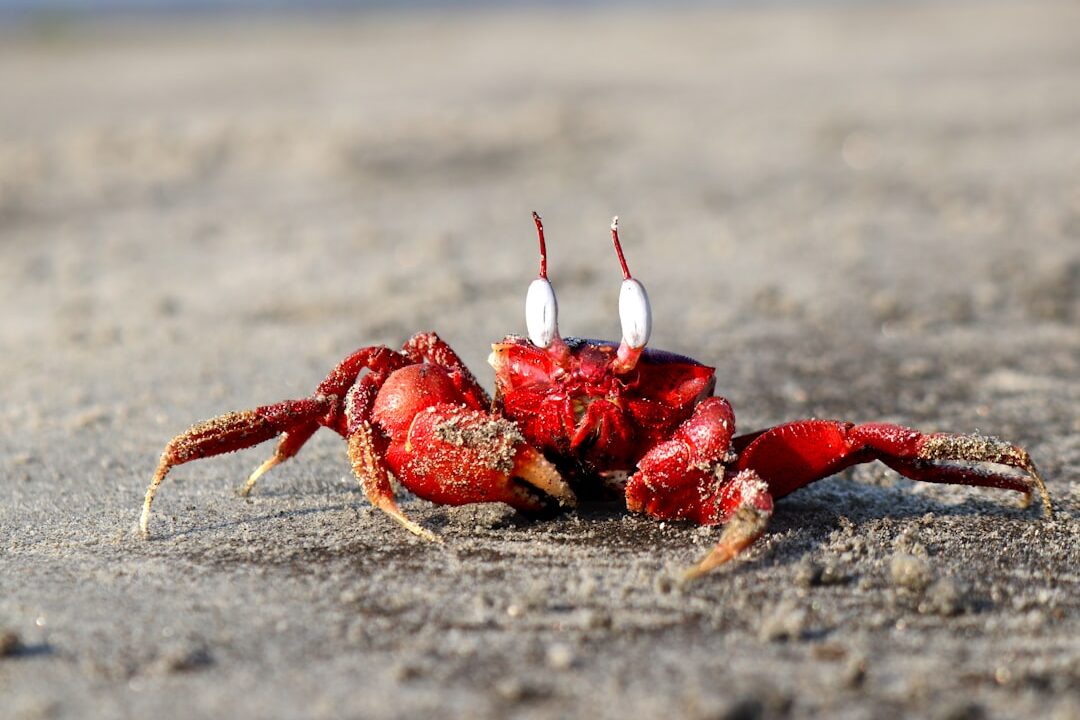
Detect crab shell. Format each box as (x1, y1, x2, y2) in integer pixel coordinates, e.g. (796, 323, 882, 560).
(489, 335, 717, 474)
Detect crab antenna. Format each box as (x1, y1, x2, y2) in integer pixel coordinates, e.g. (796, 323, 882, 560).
(533, 211, 548, 279)
(610, 216, 632, 280)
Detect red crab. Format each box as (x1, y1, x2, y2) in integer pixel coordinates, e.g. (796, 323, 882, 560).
(140, 214, 1053, 579)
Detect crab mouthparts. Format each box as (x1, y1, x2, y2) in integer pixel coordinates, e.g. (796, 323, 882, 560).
(509, 447, 577, 510)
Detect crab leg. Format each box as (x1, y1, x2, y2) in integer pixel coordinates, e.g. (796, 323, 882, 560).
(683, 469, 774, 581)
(346, 420, 439, 543)
(142, 345, 416, 537)
(340, 363, 445, 542)
(623, 398, 779, 579)
(628, 408, 1052, 579)
(316, 346, 412, 402)
(239, 420, 320, 497)
(140, 396, 333, 535)
(244, 348, 417, 496)
(735, 420, 1053, 514)
(242, 346, 415, 494)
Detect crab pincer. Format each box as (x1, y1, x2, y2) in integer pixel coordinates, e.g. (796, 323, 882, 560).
(141, 334, 573, 542)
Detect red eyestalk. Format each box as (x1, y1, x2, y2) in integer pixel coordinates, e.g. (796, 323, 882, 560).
(533, 211, 548, 279)
(611, 215, 632, 280)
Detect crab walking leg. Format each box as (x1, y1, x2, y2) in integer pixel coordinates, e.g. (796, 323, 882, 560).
(346, 421, 439, 543)
(316, 345, 412, 401)
(140, 396, 333, 535)
(736, 420, 1053, 514)
(339, 359, 443, 542)
(239, 420, 320, 497)
(235, 349, 419, 499)
(683, 470, 774, 581)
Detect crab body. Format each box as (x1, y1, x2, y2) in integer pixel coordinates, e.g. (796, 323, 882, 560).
(491, 336, 714, 476)
(140, 215, 1053, 579)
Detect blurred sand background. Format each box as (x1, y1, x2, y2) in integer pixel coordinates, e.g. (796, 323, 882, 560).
(1, 2, 1079, 718)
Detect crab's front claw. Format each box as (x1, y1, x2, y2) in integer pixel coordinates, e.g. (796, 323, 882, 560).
(387, 404, 576, 512)
(625, 451, 775, 580)
(625, 444, 723, 525)
(683, 470, 774, 581)
(625, 397, 736, 524)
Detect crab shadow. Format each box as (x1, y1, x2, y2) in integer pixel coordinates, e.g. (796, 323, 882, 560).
(142, 502, 361, 543)
(716, 476, 1048, 574)
(136, 474, 1048, 578)
(2, 641, 55, 660)
(522, 474, 1050, 578)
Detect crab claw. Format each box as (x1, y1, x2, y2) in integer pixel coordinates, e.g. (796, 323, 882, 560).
(508, 445, 578, 511)
(682, 469, 774, 581)
(625, 397, 736, 525)
(386, 404, 576, 512)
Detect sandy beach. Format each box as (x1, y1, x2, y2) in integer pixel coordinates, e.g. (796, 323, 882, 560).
(1, 2, 1078, 718)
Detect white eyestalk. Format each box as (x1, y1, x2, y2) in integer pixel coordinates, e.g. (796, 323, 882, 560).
(526, 277, 559, 348)
(619, 277, 651, 349)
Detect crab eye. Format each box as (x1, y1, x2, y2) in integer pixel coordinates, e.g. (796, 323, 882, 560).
(525, 212, 560, 348)
(610, 216, 651, 349)
(526, 278, 559, 348)
(619, 278, 651, 348)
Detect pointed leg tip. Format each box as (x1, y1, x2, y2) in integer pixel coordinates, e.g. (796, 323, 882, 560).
(375, 500, 442, 544)
(1021, 490, 1054, 518)
(410, 522, 442, 544)
(1030, 472, 1054, 518)
(682, 548, 736, 583)
(681, 498, 773, 582)
(1018, 456, 1054, 517)
(680, 565, 709, 584)
(236, 477, 258, 498)
(1038, 491, 1054, 518)
(240, 456, 281, 497)
(404, 523, 442, 545)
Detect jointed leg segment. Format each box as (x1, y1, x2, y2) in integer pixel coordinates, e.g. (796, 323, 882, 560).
(402, 332, 491, 410)
(239, 420, 321, 497)
(347, 422, 439, 542)
(627, 409, 1052, 580)
(140, 396, 332, 535)
(736, 420, 1053, 515)
(139, 345, 415, 536)
(683, 469, 774, 581)
(140, 338, 472, 540)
